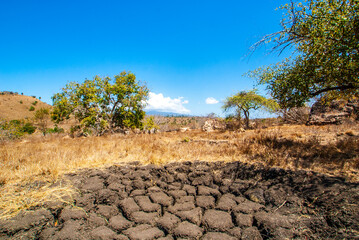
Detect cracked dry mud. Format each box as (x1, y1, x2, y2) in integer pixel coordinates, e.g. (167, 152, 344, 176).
(1, 161, 358, 239)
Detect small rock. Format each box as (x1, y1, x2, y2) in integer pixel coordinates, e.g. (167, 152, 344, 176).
(96, 205, 119, 219)
(227, 227, 242, 238)
(245, 188, 265, 204)
(216, 194, 237, 211)
(134, 195, 161, 212)
(234, 213, 253, 227)
(254, 212, 294, 230)
(168, 190, 187, 198)
(168, 201, 196, 213)
(198, 186, 220, 196)
(119, 198, 140, 217)
(156, 212, 180, 232)
(123, 224, 164, 240)
(196, 195, 215, 209)
(130, 211, 159, 225)
(109, 214, 134, 231)
(149, 192, 173, 206)
(173, 221, 203, 239)
(87, 213, 107, 227)
(90, 226, 119, 240)
(202, 232, 237, 240)
(202, 210, 234, 231)
(59, 207, 87, 222)
(54, 220, 87, 240)
(241, 227, 263, 240)
(233, 200, 265, 214)
(130, 189, 146, 197)
(182, 184, 196, 195)
(176, 207, 202, 225)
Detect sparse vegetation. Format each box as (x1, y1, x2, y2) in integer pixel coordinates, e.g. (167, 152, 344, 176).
(0, 119, 36, 140)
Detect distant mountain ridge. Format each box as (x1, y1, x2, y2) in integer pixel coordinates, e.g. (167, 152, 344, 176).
(145, 110, 191, 117)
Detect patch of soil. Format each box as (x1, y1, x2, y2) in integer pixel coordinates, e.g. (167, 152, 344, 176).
(1, 161, 358, 239)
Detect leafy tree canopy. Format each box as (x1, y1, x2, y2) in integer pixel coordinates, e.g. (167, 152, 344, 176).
(52, 71, 148, 135)
(222, 90, 279, 128)
(248, 0, 359, 108)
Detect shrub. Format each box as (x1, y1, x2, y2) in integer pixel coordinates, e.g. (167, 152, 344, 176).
(21, 123, 36, 134)
(34, 108, 50, 135)
(29, 106, 35, 111)
(143, 116, 159, 130)
(32, 101, 38, 106)
(46, 125, 64, 134)
(0, 119, 36, 140)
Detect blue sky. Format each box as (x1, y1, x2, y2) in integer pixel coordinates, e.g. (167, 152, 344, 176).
(0, 0, 291, 117)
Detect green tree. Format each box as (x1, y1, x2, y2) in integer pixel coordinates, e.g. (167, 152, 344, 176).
(52, 71, 149, 136)
(248, 0, 359, 108)
(222, 90, 278, 128)
(34, 108, 50, 135)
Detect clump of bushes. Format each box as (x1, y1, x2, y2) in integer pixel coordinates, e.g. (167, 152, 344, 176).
(0, 119, 36, 140)
(29, 106, 35, 111)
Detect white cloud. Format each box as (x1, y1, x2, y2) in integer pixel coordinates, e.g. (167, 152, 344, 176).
(205, 97, 219, 104)
(145, 92, 190, 114)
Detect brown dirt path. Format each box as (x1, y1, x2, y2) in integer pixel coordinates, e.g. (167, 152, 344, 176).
(1, 161, 358, 239)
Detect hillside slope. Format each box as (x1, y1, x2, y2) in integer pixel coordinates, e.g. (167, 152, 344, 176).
(0, 93, 51, 120)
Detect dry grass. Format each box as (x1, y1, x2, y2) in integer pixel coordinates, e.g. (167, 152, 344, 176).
(1, 124, 358, 219)
(0, 94, 51, 120)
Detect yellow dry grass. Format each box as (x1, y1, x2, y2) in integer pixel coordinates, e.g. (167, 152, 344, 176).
(1, 124, 358, 219)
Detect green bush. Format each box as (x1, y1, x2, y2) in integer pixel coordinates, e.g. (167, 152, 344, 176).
(46, 125, 64, 134)
(19, 100, 23, 104)
(29, 106, 35, 111)
(32, 101, 38, 106)
(143, 116, 159, 130)
(0, 119, 36, 140)
(22, 123, 36, 134)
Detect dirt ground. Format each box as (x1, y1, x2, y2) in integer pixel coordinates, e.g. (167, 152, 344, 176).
(0, 161, 358, 240)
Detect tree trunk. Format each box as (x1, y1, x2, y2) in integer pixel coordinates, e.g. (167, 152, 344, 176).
(244, 110, 250, 129)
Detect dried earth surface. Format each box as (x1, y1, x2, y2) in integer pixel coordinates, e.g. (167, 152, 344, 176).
(1, 161, 358, 239)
